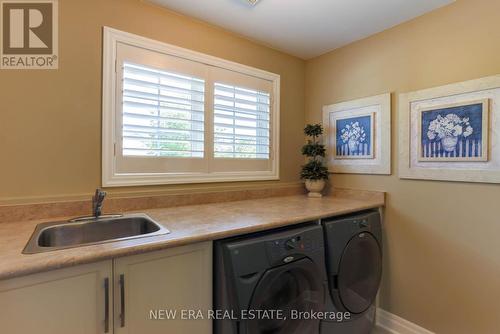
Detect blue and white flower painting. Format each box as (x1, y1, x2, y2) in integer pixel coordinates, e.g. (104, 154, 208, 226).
(420, 101, 488, 161)
(335, 115, 373, 158)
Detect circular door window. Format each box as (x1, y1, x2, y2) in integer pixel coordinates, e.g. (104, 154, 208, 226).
(245, 258, 324, 334)
(338, 232, 382, 314)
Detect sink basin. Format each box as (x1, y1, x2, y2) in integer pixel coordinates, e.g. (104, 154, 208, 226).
(23, 214, 170, 254)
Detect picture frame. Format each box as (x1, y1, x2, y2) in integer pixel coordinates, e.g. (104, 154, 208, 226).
(323, 93, 391, 175)
(399, 74, 500, 184)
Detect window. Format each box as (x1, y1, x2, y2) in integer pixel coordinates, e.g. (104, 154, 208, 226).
(102, 27, 280, 186)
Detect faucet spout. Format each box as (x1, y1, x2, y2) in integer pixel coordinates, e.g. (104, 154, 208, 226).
(92, 188, 107, 218)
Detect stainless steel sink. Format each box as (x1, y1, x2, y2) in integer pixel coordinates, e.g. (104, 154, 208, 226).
(23, 214, 170, 254)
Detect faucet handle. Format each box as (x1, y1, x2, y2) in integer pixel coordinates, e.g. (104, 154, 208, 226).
(98, 189, 107, 201)
(93, 189, 106, 202)
(95, 188, 106, 197)
(93, 188, 107, 218)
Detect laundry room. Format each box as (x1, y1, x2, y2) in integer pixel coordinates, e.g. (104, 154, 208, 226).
(0, 0, 499, 333)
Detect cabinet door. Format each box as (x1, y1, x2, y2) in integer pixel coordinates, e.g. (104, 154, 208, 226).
(114, 242, 212, 334)
(0, 260, 113, 334)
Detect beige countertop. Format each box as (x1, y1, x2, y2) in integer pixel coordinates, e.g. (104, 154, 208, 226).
(0, 190, 384, 280)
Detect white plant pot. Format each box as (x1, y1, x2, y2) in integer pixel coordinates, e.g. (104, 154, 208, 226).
(441, 136, 458, 152)
(305, 179, 326, 198)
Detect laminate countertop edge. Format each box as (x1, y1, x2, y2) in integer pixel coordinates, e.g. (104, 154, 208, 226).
(0, 191, 384, 280)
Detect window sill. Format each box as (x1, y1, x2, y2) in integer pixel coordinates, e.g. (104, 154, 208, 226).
(102, 171, 280, 187)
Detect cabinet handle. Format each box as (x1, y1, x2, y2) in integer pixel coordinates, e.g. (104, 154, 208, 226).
(104, 278, 110, 333)
(119, 274, 125, 327)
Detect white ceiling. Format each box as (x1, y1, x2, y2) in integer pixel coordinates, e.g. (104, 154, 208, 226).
(149, 0, 454, 59)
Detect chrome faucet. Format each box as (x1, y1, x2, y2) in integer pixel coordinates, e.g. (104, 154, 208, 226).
(68, 189, 122, 223)
(92, 188, 107, 218)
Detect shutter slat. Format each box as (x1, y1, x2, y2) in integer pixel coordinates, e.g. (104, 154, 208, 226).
(215, 84, 270, 99)
(123, 112, 204, 124)
(124, 77, 204, 96)
(123, 89, 204, 107)
(215, 152, 269, 159)
(214, 107, 269, 120)
(214, 114, 270, 124)
(215, 133, 269, 140)
(124, 135, 204, 143)
(214, 141, 269, 148)
(214, 122, 269, 131)
(214, 94, 270, 108)
(124, 100, 204, 116)
(124, 63, 204, 86)
(124, 125, 204, 135)
(214, 104, 269, 116)
(122, 147, 204, 153)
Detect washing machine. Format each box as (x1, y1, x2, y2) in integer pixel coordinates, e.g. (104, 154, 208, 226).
(214, 222, 328, 334)
(320, 209, 383, 334)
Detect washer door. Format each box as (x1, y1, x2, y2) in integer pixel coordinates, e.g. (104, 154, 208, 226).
(244, 258, 324, 334)
(338, 232, 382, 314)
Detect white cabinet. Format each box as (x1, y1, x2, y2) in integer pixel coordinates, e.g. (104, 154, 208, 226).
(0, 242, 212, 334)
(114, 242, 212, 334)
(0, 260, 112, 334)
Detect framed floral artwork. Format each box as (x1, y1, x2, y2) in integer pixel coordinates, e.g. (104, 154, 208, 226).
(399, 74, 500, 184)
(323, 93, 391, 175)
(334, 113, 375, 159)
(417, 99, 489, 162)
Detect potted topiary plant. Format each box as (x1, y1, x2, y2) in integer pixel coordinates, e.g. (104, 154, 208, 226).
(300, 123, 329, 197)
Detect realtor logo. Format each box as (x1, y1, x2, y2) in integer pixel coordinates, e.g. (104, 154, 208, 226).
(1, 0, 58, 69)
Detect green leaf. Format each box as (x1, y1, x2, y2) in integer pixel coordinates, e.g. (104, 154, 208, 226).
(304, 123, 323, 137)
(301, 142, 326, 157)
(300, 159, 329, 180)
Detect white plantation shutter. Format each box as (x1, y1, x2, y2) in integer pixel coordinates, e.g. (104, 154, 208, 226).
(214, 83, 270, 159)
(122, 62, 205, 158)
(105, 34, 279, 185)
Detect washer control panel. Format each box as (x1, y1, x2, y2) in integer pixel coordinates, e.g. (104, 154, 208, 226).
(266, 232, 321, 264)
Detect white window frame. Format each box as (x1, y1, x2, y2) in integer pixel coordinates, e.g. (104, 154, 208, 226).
(102, 27, 280, 187)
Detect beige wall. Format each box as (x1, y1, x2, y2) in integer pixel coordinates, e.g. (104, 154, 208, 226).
(0, 0, 305, 203)
(306, 0, 500, 332)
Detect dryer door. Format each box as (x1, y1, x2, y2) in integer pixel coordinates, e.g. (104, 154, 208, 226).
(244, 258, 324, 334)
(337, 232, 382, 314)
